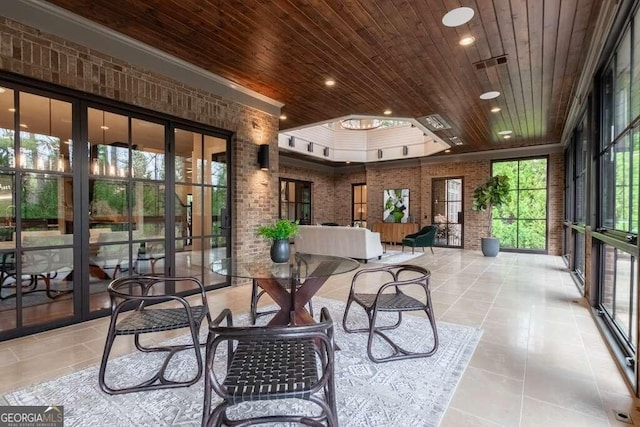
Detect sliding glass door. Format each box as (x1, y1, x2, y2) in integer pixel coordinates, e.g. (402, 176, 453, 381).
(0, 81, 232, 340)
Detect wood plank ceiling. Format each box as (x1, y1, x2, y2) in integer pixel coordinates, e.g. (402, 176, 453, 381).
(46, 0, 603, 154)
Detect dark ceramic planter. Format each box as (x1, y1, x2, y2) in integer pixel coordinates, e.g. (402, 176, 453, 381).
(270, 239, 290, 263)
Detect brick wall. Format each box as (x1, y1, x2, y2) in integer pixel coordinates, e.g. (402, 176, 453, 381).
(0, 17, 278, 259)
(366, 165, 423, 225)
(547, 153, 565, 255)
(334, 171, 367, 225)
(279, 164, 337, 224)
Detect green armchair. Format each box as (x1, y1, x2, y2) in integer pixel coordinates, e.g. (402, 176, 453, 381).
(401, 225, 437, 254)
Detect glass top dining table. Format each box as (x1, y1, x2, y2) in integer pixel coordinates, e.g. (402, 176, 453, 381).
(210, 252, 360, 327)
(210, 252, 360, 281)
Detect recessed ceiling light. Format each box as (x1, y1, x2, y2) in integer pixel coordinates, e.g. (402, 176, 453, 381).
(383, 109, 392, 115)
(0, 88, 6, 94)
(8, 108, 15, 112)
(498, 130, 513, 135)
(442, 7, 475, 27)
(480, 91, 500, 100)
(100, 125, 109, 130)
(19, 123, 27, 128)
(459, 36, 476, 46)
(279, 114, 287, 120)
(325, 79, 336, 87)
(345, 161, 351, 164)
(229, 83, 237, 89)
(490, 107, 501, 113)
(504, 135, 512, 139)
(444, 149, 451, 153)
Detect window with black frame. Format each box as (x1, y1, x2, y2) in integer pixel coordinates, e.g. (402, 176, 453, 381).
(492, 158, 548, 252)
(595, 10, 639, 383)
(352, 183, 367, 227)
(279, 178, 312, 225)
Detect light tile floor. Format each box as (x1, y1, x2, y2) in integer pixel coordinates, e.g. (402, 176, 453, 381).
(0, 247, 636, 426)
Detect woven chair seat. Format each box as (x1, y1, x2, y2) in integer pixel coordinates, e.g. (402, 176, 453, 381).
(224, 338, 318, 403)
(354, 292, 425, 311)
(202, 308, 337, 426)
(343, 264, 438, 363)
(115, 306, 208, 334)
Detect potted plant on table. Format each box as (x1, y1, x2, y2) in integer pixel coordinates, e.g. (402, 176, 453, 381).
(471, 174, 511, 257)
(257, 219, 299, 263)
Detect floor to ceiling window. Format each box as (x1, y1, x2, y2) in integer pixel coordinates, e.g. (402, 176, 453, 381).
(564, 112, 589, 288)
(595, 7, 640, 388)
(492, 158, 548, 252)
(0, 78, 232, 340)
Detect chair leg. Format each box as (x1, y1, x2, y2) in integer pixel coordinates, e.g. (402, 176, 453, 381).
(411, 247, 415, 254)
(101, 319, 205, 395)
(430, 247, 434, 254)
(250, 279, 259, 325)
(401, 245, 404, 252)
(98, 328, 117, 394)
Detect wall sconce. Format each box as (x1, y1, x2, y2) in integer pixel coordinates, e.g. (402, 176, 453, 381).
(258, 144, 269, 170)
(377, 149, 383, 159)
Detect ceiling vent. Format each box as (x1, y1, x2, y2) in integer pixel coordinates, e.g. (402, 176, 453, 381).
(417, 114, 452, 131)
(474, 54, 508, 70)
(448, 136, 464, 146)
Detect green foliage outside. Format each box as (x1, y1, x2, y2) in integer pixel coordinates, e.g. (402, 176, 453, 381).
(471, 174, 511, 237)
(257, 219, 299, 240)
(611, 133, 639, 233)
(491, 158, 548, 250)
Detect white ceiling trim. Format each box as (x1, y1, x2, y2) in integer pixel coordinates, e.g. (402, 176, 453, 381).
(278, 115, 451, 163)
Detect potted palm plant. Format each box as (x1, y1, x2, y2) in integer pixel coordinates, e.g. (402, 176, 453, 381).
(471, 174, 511, 257)
(257, 219, 299, 263)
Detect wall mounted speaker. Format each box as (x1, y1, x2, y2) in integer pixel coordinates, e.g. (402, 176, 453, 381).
(288, 136, 295, 147)
(323, 147, 329, 156)
(377, 149, 383, 159)
(307, 142, 313, 152)
(403, 146, 408, 156)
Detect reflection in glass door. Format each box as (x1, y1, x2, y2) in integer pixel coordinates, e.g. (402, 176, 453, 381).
(174, 128, 229, 290)
(0, 83, 232, 340)
(431, 177, 463, 248)
(0, 88, 76, 335)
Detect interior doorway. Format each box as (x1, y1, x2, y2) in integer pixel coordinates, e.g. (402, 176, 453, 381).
(431, 177, 463, 248)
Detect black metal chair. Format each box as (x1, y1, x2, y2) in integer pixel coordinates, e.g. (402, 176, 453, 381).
(342, 264, 438, 363)
(202, 307, 338, 427)
(99, 276, 211, 395)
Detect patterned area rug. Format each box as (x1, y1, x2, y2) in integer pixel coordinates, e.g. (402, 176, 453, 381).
(375, 249, 425, 264)
(3, 297, 481, 427)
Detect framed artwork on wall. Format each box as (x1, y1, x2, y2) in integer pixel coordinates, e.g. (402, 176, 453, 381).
(383, 188, 409, 223)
